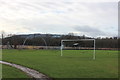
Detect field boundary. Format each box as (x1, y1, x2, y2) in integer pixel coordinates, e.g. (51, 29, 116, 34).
(1, 45, 119, 50)
(0, 61, 52, 80)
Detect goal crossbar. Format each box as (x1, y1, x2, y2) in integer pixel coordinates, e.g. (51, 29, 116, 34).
(61, 39, 96, 60)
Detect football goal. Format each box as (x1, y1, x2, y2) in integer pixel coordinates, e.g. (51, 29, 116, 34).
(60, 39, 96, 60)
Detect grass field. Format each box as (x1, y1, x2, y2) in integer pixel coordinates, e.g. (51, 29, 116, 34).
(2, 64, 29, 78)
(2, 49, 118, 79)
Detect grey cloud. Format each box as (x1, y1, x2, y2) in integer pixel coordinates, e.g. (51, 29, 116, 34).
(74, 25, 106, 37)
(0, 1, 117, 37)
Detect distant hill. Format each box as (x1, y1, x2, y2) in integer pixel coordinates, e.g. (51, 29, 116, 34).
(16, 34, 62, 38)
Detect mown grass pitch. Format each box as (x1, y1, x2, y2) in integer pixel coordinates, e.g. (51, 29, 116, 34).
(2, 64, 29, 78)
(2, 49, 118, 79)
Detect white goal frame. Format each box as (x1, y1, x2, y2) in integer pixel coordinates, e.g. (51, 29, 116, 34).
(61, 39, 96, 60)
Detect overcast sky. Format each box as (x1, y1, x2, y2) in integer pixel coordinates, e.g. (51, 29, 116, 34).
(0, 0, 118, 37)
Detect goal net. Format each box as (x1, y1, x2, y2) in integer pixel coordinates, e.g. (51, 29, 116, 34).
(61, 39, 96, 60)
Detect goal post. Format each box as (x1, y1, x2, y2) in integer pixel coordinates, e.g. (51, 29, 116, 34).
(60, 39, 96, 60)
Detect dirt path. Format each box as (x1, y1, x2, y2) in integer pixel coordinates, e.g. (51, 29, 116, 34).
(0, 61, 52, 80)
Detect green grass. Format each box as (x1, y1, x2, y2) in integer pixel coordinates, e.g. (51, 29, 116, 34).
(2, 64, 29, 78)
(2, 49, 118, 79)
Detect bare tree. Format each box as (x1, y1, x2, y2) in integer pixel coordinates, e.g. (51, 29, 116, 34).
(1, 31, 5, 49)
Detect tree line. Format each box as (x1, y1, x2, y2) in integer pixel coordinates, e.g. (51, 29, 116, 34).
(1, 33, 119, 49)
